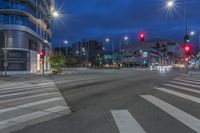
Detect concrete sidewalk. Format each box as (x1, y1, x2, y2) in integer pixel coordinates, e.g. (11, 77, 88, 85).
(0, 74, 71, 133)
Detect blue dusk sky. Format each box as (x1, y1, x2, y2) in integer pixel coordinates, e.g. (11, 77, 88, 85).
(52, 0, 200, 47)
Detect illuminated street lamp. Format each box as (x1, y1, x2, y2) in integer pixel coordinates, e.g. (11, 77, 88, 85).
(190, 31, 200, 51)
(190, 31, 195, 36)
(166, 0, 174, 8)
(52, 11, 60, 18)
(165, 0, 188, 39)
(64, 40, 68, 44)
(105, 38, 115, 68)
(124, 36, 129, 41)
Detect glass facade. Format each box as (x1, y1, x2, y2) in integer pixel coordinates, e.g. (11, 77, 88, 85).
(0, 0, 51, 41)
(0, 0, 53, 72)
(0, 14, 37, 32)
(0, 0, 36, 17)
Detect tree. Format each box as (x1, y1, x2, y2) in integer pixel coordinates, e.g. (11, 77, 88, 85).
(49, 53, 66, 73)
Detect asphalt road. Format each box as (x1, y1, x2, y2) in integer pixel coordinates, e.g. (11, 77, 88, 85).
(13, 68, 200, 133)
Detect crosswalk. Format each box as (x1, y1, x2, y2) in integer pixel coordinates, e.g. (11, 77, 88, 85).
(111, 74, 200, 133)
(0, 77, 71, 133)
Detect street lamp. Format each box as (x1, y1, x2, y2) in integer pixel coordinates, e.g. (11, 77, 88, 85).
(64, 40, 68, 44)
(105, 38, 115, 68)
(52, 11, 60, 18)
(190, 31, 195, 36)
(165, 0, 188, 35)
(0, 30, 7, 76)
(166, 0, 174, 8)
(124, 36, 129, 41)
(190, 31, 200, 52)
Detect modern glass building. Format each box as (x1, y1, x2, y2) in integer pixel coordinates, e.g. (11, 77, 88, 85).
(0, 0, 55, 74)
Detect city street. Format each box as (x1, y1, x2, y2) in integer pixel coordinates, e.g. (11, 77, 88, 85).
(1, 0, 200, 133)
(0, 68, 195, 133)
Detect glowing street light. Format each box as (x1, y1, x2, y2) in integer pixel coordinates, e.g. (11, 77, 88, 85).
(124, 36, 129, 41)
(190, 31, 195, 36)
(166, 0, 174, 8)
(64, 40, 68, 44)
(105, 38, 110, 42)
(52, 11, 59, 18)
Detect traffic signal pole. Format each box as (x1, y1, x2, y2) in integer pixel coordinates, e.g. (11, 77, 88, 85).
(42, 61, 44, 76)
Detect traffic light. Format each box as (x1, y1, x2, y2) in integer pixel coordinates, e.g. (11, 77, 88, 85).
(184, 34, 190, 43)
(39, 49, 45, 59)
(183, 44, 192, 55)
(139, 33, 145, 42)
(185, 57, 189, 62)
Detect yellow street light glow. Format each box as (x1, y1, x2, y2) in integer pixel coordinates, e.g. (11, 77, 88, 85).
(52, 11, 59, 18)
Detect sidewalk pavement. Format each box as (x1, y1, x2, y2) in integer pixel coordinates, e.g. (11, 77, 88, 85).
(0, 73, 71, 133)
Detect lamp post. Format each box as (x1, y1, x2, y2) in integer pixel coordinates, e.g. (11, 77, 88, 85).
(166, 0, 188, 35)
(119, 36, 129, 67)
(105, 38, 115, 69)
(0, 30, 7, 76)
(190, 31, 200, 52)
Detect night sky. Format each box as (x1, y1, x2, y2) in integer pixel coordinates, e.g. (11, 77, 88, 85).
(52, 0, 200, 47)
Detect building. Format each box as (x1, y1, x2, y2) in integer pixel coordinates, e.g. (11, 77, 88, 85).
(0, 0, 55, 74)
(121, 41, 182, 67)
(54, 47, 74, 57)
(72, 40, 103, 65)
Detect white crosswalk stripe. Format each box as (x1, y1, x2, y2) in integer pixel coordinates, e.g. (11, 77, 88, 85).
(169, 81, 200, 88)
(155, 87, 200, 104)
(175, 77, 200, 82)
(164, 84, 200, 94)
(111, 110, 146, 133)
(141, 95, 200, 133)
(0, 78, 71, 133)
(111, 75, 200, 133)
(174, 79, 200, 85)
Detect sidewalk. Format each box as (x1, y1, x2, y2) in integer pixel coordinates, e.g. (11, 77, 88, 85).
(0, 74, 71, 133)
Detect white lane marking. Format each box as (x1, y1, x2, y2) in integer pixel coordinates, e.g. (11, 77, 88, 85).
(169, 81, 200, 88)
(178, 76, 200, 80)
(174, 79, 200, 85)
(0, 84, 55, 93)
(0, 92, 59, 104)
(0, 82, 54, 90)
(0, 106, 68, 130)
(0, 87, 56, 98)
(164, 84, 200, 94)
(175, 77, 200, 82)
(111, 110, 146, 133)
(0, 97, 63, 114)
(141, 95, 200, 133)
(155, 87, 200, 104)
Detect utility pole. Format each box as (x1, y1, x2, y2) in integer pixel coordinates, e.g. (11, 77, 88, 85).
(0, 30, 8, 76)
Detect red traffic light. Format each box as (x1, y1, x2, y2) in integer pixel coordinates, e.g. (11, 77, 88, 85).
(183, 44, 192, 55)
(40, 61, 44, 64)
(185, 57, 189, 62)
(39, 49, 45, 58)
(39, 51, 44, 56)
(139, 33, 145, 42)
(184, 46, 190, 52)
